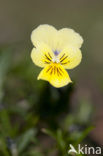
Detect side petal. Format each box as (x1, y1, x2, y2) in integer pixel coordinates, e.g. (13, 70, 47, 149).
(38, 63, 72, 88)
(58, 28, 83, 48)
(31, 43, 54, 68)
(58, 46, 82, 69)
(31, 24, 57, 48)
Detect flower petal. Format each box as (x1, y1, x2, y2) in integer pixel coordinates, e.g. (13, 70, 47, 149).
(58, 28, 83, 48)
(31, 43, 54, 68)
(31, 24, 57, 48)
(38, 63, 72, 88)
(58, 46, 82, 69)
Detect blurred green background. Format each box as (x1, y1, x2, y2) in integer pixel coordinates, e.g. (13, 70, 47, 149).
(0, 0, 103, 156)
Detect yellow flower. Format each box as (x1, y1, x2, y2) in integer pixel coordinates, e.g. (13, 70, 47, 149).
(31, 24, 83, 88)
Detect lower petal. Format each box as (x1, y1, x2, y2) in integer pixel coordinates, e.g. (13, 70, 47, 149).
(38, 63, 72, 88)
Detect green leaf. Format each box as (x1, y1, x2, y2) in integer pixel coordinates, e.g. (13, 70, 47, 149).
(42, 128, 66, 154)
(17, 128, 37, 154)
(42, 128, 56, 140)
(74, 126, 94, 146)
(0, 109, 13, 137)
(0, 137, 10, 156)
(77, 99, 93, 124)
(56, 129, 66, 152)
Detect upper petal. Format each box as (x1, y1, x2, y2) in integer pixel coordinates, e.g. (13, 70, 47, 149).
(31, 43, 54, 68)
(31, 24, 57, 48)
(58, 28, 83, 48)
(58, 46, 82, 69)
(31, 25, 83, 51)
(38, 63, 72, 88)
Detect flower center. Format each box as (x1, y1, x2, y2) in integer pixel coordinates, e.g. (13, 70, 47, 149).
(54, 50, 59, 56)
(52, 57, 60, 63)
(44, 52, 70, 65)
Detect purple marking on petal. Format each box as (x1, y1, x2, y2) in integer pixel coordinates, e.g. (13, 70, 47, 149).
(54, 50, 59, 56)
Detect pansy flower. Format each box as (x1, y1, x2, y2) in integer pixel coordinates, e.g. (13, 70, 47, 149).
(31, 24, 83, 88)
